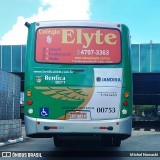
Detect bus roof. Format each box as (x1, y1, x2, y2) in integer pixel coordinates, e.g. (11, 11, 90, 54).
(30, 20, 123, 30)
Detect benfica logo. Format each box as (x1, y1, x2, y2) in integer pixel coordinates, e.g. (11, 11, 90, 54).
(36, 76, 42, 83)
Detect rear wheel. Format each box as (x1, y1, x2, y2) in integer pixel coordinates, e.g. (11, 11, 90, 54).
(112, 138, 121, 147)
(101, 135, 112, 147)
(101, 135, 121, 147)
(53, 136, 64, 147)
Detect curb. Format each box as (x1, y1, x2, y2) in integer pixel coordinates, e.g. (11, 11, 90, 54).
(132, 128, 160, 132)
(0, 137, 23, 147)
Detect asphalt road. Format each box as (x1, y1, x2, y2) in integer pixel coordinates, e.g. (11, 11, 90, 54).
(0, 126, 160, 160)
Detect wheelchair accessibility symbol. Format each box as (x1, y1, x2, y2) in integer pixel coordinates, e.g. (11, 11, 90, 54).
(40, 108, 49, 117)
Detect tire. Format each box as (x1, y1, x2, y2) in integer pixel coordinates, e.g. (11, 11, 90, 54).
(101, 135, 113, 147)
(53, 136, 64, 147)
(101, 135, 121, 147)
(112, 138, 121, 147)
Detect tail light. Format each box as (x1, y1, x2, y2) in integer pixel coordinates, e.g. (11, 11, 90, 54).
(124, 92, 129, 98)
(27, 100, 33, 105)
(26, 90, 33, 105)
(28, 108, 33, 114)
(26, 91, 32, 97)
(123, 100, 128, 106)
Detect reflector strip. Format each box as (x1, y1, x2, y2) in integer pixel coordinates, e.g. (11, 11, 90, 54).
(50, 126, 57, 129)
(93, 126, 113, 130)
(100, 126, 107, 129)
(44, 126, 64, 130)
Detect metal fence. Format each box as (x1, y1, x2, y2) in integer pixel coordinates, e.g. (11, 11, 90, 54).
(131, 43, 160, 72)
(0, 45, 26, 72)
(0, 70, 20, 120)
(1, 43, 160, 73)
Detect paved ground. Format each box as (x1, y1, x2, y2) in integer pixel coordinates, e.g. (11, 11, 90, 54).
(0, 126, 160, 160)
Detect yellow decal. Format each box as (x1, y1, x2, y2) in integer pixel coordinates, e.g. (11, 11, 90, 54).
(35, 86, 94, 120)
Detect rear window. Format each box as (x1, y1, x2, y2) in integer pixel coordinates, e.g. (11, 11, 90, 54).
(35, 27, 121, 64)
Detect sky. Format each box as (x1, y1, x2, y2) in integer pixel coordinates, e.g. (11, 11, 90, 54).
(0, 0, 160, 45)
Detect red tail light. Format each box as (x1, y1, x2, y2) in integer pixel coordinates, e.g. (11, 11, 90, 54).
(27, 100, 33, 105)
(100, 126, 107, 130)
(123, 101, 128, 106)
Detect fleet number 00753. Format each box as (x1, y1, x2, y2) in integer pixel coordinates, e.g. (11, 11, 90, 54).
(97, 107, 116, 113)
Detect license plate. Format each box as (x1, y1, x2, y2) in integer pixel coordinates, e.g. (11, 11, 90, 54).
(69, 111, 87, 119)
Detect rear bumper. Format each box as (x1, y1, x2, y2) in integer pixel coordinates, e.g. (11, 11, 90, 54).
(24, 115, 132, 139)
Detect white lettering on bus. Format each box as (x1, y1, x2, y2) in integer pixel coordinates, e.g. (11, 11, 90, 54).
(45, 75, 65, 81)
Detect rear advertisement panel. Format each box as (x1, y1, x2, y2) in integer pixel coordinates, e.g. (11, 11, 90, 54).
(33, 68, 122, 120)
(36, 27, 121, 64)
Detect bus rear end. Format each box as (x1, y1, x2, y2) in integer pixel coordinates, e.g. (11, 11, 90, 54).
(24, 21, 132, 147)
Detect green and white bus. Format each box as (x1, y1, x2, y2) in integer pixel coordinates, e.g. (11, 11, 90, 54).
(24, 21, 132, 147)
